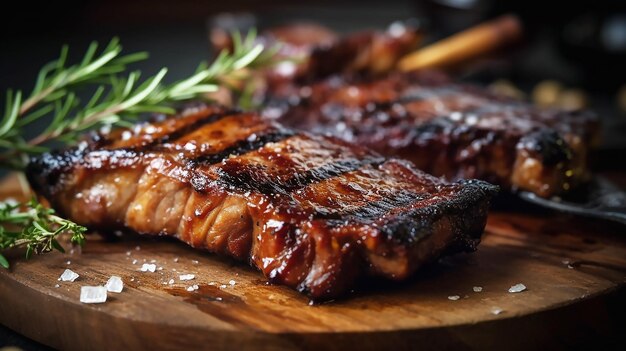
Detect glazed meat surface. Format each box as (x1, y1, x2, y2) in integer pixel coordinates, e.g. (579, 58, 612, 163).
(266, 71, 597, 197)
(27, 105, 496, 299)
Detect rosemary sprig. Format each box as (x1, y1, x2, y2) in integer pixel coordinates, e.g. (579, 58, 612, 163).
(0, 29, 279, 268)
(0, 29, 277, 169)
(0, 199, 86, 269)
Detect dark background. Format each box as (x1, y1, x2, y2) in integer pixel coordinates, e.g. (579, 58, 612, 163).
(1, 1, 625, 349)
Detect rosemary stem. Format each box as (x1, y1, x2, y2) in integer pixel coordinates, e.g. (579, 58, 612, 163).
(16, 172, 31, 198)
(19, 87, 55, 115)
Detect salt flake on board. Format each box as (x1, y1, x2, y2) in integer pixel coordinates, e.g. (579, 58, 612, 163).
(105, 276, 124, 293)
(80, 286, 107, 304)
(508, 283, 527, 293)
(140, 263, 156, 272)
(59, 269, 79, 282)
(179, 274, 195, 281)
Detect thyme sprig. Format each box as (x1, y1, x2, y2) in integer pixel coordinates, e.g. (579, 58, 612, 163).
(0, 29, 279, 267)
(0, 199, 87, 269)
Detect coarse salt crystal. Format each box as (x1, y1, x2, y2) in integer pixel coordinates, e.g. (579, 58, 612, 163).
(220, 285, 227, 289)
(448, 295, 460, 301)
(173, 258, 179, 263)
(59, 269, 79, 282)
(54, 284, 60, 288)
(508, 283, 527, 293)
(80, 286, 107, 304)
(179, 274, 195, 281)
(168, 279, 175, 285)
(140, 263, 156, 272)
(229, 280, 236, 286)
(473, 286, 483, 292)
(491, 307, 504, 315)
(126, 251, 132, 256)
(192, 260, 199, 264)
(186, 284, 199, 292)
(132, 259, 138, 265)
(66, 261, 71, 265)
(105, 276, 124, 293)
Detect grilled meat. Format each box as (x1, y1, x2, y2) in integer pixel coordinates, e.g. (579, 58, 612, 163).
(213, 21, 422, 96)
(266, 71, 598, 197)
(27, 105, 496, 299)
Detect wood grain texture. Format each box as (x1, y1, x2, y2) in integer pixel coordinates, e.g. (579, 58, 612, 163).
(0, 175, 625, 350)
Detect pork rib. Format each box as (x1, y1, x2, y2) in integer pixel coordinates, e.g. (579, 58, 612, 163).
(27, 105, 497, 299)
(266, 71, 598, 197)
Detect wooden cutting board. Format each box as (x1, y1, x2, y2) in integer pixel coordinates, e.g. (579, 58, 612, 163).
(0, 175, 625, 350)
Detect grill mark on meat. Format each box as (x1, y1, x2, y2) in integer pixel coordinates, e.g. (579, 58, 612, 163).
(374, 180, 492, 245)
(312, 189, 425, 221)
(151, 109, 240, 145)
(212, 155, 386, 195)
(189, 129, 296, 167)
(96, 105, 230, 149)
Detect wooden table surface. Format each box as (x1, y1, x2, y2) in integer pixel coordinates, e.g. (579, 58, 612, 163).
(0, 175, 625, 350)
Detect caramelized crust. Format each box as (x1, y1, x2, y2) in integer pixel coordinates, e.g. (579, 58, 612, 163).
(27, 105, 497, 299)
(266, 71, 597, 197)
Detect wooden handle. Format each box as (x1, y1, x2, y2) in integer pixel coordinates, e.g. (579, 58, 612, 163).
(397, 14, 522, 72)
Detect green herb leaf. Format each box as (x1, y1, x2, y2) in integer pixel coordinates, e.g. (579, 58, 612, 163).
(0, 200, 87, 268)
(0, 254, 8, 269)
